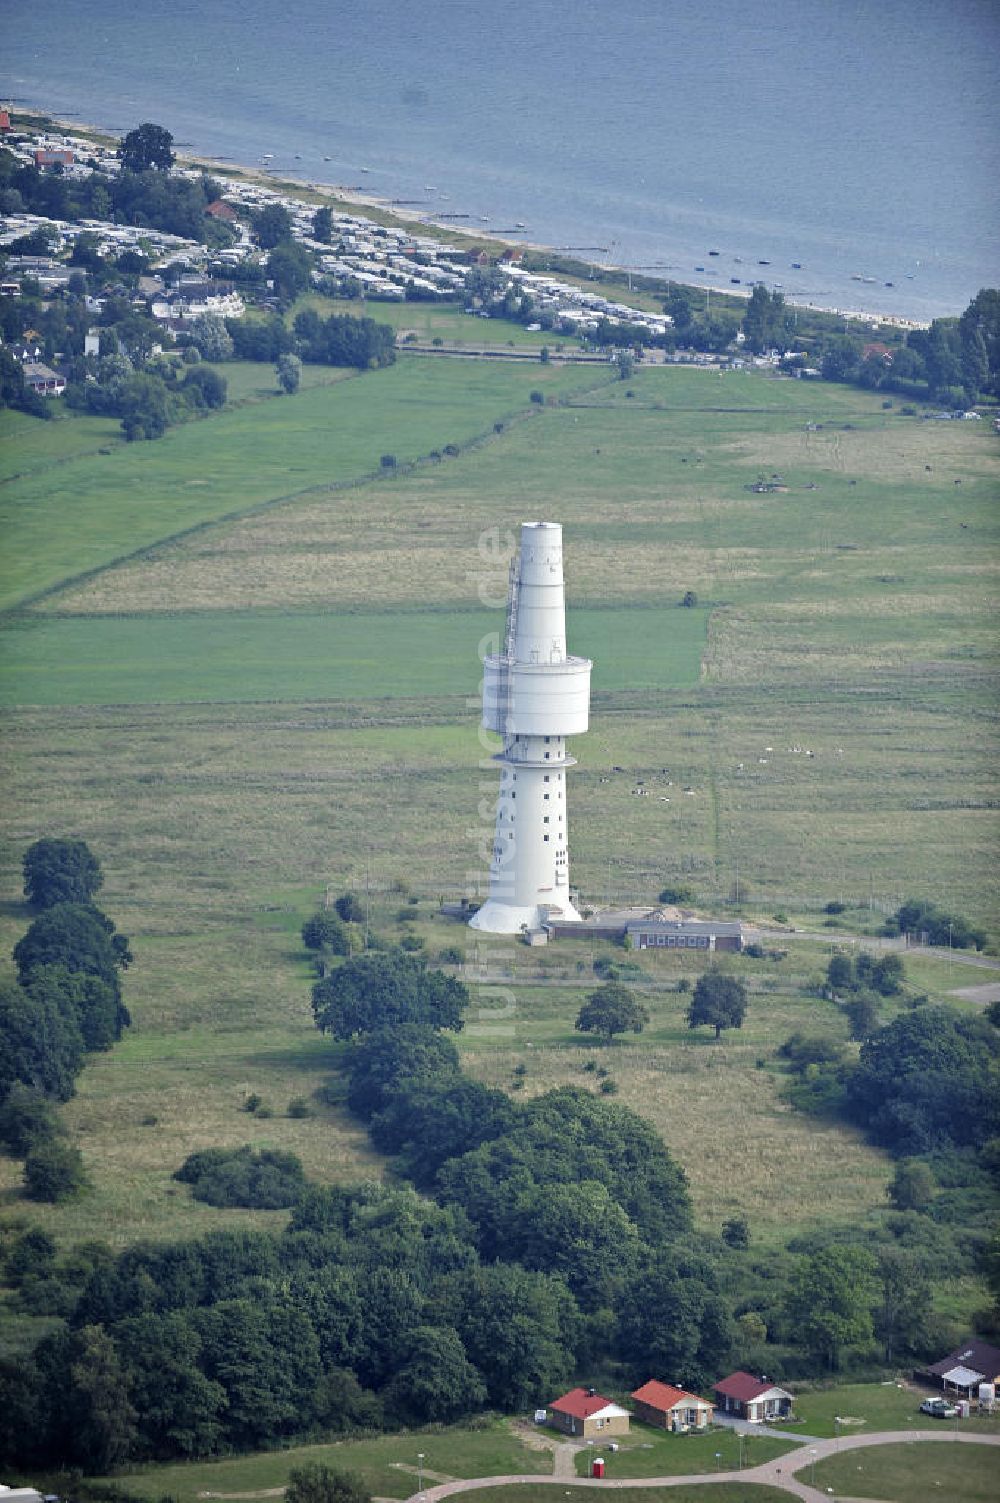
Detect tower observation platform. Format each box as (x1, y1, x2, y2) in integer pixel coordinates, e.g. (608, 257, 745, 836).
(470, 522, 592, 934)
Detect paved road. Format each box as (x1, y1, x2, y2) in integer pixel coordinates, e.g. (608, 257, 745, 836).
(406, 1430, 1000, 1503)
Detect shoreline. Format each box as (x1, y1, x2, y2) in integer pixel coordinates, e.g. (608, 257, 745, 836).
(20, 106, 932, 330)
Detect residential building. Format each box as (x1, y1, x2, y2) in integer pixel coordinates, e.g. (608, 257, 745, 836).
(631, 1380, 714, 1431)
(713, 1372, 794, 1423)
(22, 361, 66, 396)
(34, 149, 74, 168)
(918, 1340, 1000, 1397)
(548, 1387, 630, 1438)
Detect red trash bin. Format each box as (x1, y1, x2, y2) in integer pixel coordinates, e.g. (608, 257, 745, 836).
(591, 1459, 605, 1479)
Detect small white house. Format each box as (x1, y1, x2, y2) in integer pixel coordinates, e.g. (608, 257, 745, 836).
(714, 1371, 794, 1422)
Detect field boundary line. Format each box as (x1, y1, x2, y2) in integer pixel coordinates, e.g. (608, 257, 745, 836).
(1, 369, 615, 620)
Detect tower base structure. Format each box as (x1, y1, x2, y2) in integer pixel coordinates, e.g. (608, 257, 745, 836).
(470, 894, 584, 935)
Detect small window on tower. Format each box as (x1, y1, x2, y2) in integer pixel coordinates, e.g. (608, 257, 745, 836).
(543, 834, 549, 842)
(543, 816, 550, 824)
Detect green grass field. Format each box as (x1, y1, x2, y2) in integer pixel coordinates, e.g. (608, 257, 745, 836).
(0, 355, 601, 610)
(449, 1491, 790, 1503)
(810, 1440, 1000, 1502)
(0, 356, 996, 1278)
(792, 1383, 1000, 1440)
(0, 604, 706, 706)
(572, 1425, 793, 1476)
(302, 294, 559, 349)
(93, 1422, 550, 1502)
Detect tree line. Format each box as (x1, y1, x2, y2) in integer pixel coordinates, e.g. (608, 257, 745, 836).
(0, 840, 132, 1202)
(225, 308, 396, 370)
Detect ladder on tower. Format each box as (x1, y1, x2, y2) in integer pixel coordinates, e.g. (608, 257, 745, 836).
(502, 553, 520, 735)
(503, 554, 520, 660)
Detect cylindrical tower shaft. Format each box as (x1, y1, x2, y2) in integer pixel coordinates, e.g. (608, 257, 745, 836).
(471, 523, 591, 934)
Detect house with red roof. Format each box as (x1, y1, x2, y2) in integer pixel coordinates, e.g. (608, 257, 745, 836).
(713, 1371, 794, 1423)
(205, 199, 238, 223)
(548, 1387, 630, 1438)
(631, 1379, 713, 1432)
(34, 149, 74, 169)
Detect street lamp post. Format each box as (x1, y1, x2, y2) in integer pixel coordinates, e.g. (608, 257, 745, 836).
(715, 1452, 722, 1472)
(810, 1447, 818, 1486)
(834, 1415, 841, 1447)
(417, 1453, 425, 1494)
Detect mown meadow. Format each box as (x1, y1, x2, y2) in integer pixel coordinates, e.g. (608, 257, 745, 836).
(0, 348, 997, 1320)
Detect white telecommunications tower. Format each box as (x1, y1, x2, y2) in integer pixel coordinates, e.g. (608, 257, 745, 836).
(471, 522, 592, 934)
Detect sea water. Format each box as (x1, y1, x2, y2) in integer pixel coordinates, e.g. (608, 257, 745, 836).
(2, 0, 997, 321)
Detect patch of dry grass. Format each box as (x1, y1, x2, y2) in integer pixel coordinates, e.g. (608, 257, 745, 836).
(460, 975, 890, 1244)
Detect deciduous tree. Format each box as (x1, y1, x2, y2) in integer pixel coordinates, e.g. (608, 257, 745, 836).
(0, 1082, 63, 1156)
(118, 123, 175, 174)
(24, 1138, 87, 1202)
(254, 203, 293, 248)
(617, 1251, 733, 1390)
(575, 981, 650, 1043)
(849, 1006, 1000, 1154)
(14, 902, 128, 995)
(311, 207, 334, 244)
(189, 312, 234, 362)
(874, 1248, 930, 1362)
(268, 241, 312, 301)
(115, 1311, 226, 1459)
(345, 1022, 460, 1119)
(688, 969, 748, 1040)
(784, 1246, 877, 1369)
(381, 1324, 486, 1424)
(23, 837, 103, 908)
(888, 1157, 936, 1210)
(0, 976, 84, 1102)
(312, 951, 467, 1039)
(277, 351, 303, 394)
(446, 1262, 578, 1410)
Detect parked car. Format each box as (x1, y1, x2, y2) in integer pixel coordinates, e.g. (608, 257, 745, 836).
(920, 1398, 959, 1418)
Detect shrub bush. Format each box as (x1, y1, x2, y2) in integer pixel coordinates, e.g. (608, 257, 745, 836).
(0, 1084, 63, 1157)
(24, 1140, 87, 1202)
(174, 1146, 307, 1208)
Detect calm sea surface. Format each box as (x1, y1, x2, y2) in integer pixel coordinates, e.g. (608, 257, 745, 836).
(2, 0, 998, 321)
